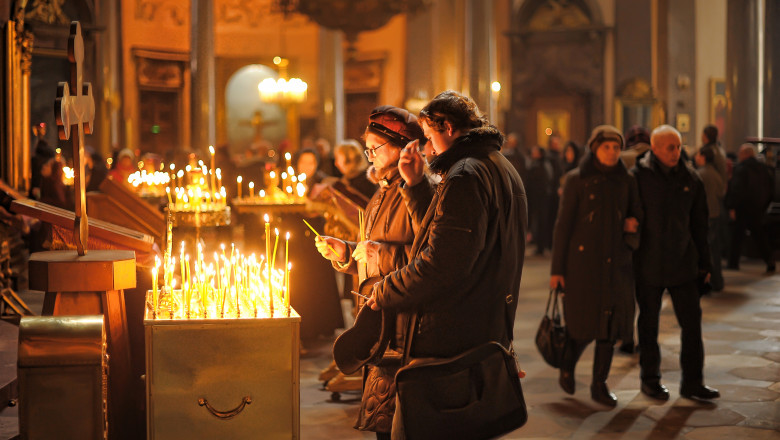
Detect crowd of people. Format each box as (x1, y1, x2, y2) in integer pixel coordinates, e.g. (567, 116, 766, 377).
(302, 92, 776, 438)
(22, 89, 776, 439)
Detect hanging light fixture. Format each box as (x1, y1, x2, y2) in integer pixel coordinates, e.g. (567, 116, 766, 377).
(258, 56, 308, 104)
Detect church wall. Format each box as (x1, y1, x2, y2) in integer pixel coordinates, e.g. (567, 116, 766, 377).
(351, 14, 407, 109)
(665, 0, 696, 146)
(120, 0, 191, 153)
(694, 0, 726, 145)
(615, 0, 653, 97)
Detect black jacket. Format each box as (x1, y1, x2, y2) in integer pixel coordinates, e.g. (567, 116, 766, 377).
(374, 126, 528, 358)
(551, 154, 643, 341)
(633, 152, 711, 287)
(726, 156, 775, 215)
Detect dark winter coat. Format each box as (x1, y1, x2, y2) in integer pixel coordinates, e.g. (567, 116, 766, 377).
(725, 156, 775, 216)
(550, 153, 643, 341)
(333, 166, 415, 434)
(374, 126, 528, 358)
(632, 152, 712, 287)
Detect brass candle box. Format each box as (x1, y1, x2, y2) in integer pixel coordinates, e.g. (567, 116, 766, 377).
(144, 310, 301, 440)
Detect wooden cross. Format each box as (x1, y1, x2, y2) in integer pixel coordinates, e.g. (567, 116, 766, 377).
(55, 21, 95, 256)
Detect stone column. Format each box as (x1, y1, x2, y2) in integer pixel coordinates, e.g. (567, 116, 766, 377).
(191, 0, 216, 152)
(726, 0, 780, 151)
(317, 28, 344, 145)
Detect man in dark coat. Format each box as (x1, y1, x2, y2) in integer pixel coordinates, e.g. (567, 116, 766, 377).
(366, 91, 527, 436)
(632, 124, 719, 401)
(725, 143, 776, 273)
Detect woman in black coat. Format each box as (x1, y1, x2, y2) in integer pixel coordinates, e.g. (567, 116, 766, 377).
(550, 125, 643, 407)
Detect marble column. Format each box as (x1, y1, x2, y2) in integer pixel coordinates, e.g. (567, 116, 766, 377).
(726, 0, 780, 151)
(190, 0, 216, 152)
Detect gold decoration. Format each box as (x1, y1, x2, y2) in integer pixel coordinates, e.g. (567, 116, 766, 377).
(25, 0, 70, 25)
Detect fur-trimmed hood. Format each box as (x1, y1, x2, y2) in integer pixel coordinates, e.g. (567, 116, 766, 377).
(428, 125, 503, 174)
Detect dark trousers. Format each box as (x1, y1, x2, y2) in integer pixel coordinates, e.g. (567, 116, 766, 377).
(636, 281, 704, 386)
(728, 210, 775, 269)
(562, 338, 614, 384)
(708, 217, 724, 291)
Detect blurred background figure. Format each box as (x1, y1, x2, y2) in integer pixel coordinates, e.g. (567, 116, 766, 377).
(694, 147, 727, 291)
(332, 140, 377, 201)
(29, 122, 55, 200)
(527, 145, 553, 255)
(620, 125, 651, 170)
(502, 132, 528, 182)
(108, 148, 137, 188)
(295, 148, 330, 197)
(726, 143, 776, 274)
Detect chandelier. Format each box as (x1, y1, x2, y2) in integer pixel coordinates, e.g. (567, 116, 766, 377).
(274, 0, 430, 51)
(258, 56, 308, 104)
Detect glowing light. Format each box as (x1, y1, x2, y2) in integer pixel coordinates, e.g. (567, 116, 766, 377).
(491, 81, 501, 92)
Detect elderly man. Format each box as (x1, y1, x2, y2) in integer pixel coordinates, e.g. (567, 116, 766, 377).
(726, 143, 776, 273)
(632, 125, 719, 401)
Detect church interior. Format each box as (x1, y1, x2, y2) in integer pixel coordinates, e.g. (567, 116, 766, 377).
(0, 0, 779, 439)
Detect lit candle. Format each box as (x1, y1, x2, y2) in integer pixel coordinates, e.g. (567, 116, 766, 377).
(166, 186, 173, 206)
(237, 175, 243, 198)
(285, 232, 290, 311)
(216, 168, 222, 189)
(249, 181, 255, 198)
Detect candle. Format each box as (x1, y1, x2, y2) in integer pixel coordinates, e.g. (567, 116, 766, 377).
(237, 175, 243, 198)
(271, 228, 279, 271)
(216, 168, 222, 190)
(264, 214, 273, 315)
(166, 186, 172, 206)
(285, 229, 290, 310)
(209, 145, 216, 192)
(152, 256, 160, 316)
(249, 181, 255, 198)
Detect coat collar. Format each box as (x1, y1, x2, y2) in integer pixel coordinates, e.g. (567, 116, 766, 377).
(428, 126, 503, 174)
(579, 152, 628, 178)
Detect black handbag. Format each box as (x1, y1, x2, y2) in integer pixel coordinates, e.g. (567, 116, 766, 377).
(395, 341, 527, 440)
(535, 286, 568, 368)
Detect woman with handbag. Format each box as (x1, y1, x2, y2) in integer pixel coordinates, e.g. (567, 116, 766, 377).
(549, 125, 643, 407)
(315, 105, 426, 440)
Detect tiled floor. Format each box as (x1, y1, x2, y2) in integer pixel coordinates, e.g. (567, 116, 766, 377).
(2, 253, 779, 439)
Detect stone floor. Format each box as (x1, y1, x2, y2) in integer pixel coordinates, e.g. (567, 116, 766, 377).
(1, 252, 779, 439)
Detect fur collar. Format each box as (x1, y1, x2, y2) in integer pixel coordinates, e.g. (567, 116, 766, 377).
(428, 126, 503, 174)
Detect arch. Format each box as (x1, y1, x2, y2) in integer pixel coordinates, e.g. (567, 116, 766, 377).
(514, 0, 603, 29)
(225, 64, 287, 155)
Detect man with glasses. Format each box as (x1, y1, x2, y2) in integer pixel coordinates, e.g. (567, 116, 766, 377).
(314, 106, 427, 440)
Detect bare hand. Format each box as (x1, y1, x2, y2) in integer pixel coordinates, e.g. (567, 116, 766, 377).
(704, 272, 711, 284)
(315, 236, 347, 262)
(352, 240, 379, 265)
(729, 209, 736, 221)
(399, 140, 424, 187)
(623, 217, 639, 233)
(366, 295, 380, 311)
(550, 275, 565, 290)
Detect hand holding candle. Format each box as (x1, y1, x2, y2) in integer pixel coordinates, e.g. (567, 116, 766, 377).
(302, 219, 343, 260)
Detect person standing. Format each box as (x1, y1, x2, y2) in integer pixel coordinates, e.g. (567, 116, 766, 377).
(725, 143, 776, 273)
(699, 124, 728, 183)
(365, 91, 527, 437)
(633, 125, 719, 401)
(550, 125, 643, 407)
(315, 106, 426, 440)
(694, 147, 727, 291)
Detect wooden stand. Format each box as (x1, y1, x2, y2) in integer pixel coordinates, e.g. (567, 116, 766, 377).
(29, 250, 137, 440)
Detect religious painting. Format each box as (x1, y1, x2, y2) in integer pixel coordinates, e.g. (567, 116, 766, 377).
(676, 113, 690, 133)
(344, 58, 384, 93)
(536, 109, 570, 148)
(709, 78, 727, 141)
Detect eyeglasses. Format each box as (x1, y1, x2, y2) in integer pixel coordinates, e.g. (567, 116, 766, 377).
(364, 141, 390, 158)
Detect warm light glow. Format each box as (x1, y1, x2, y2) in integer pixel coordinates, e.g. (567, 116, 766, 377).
(258, 77, 308, 104)
(491, 81, 502, 92)
(545, 128, 553, 136)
